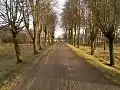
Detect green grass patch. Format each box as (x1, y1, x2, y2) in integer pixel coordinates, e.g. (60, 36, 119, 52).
(67, 44, 120, 85)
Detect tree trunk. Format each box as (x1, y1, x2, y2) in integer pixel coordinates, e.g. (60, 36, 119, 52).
(38, 32, 42, 50)
(65, 27, 68, 42)
(33, 39, 37, 54)
(96, 37, 98, 46)
(85, 29, 88, 46)
(12, 33, 23, 63)
(68, 30, 71, 44)
(47, 28, 50, 45)
(108, 38, 115, 66)
(77, 33, 80, 48)
(74, 24, 77, 47)
(51, 32, 54, 44)
(82, 29, 85, 45)
(91, 40, 95, 55)
(45, 29, 47, 47)
(77, 29, 80, 48)
(104, 37, 106, 50)
(70, 28, 73, 45)
(33, 25, 39, 54)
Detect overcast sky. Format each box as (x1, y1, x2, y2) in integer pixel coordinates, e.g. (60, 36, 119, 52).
(0, 0, 66, 38)
(54, 0, 66, 38)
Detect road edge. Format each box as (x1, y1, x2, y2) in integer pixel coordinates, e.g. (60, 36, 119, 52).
(0, 44, 56, 90)
(67, 43, 120, 85)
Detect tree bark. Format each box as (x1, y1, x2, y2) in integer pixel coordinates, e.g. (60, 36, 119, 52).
(108, 38, 115, 66)
(44, 27, 48, 47)
(38, 31, 42, 50)
(48, 28, 51, 45)
(104, 37, 106, 50)
(51, 32, 54, 44)
(33, 24, 39, 54)
(91, 40, 95, 55)
(12, 33, 23, 63)
(70, 28, 73, 45)
(74, 24, 77, 47)
(68, 30, 71, 44)
(82, 29, 85, 45)
(77, 28, 80, 48)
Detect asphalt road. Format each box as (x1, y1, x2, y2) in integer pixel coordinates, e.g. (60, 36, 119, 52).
(13, 43, 120, 90)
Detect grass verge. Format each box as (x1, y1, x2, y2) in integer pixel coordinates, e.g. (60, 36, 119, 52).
(67, 44, 120, 85)
(0, 44, 56, 90)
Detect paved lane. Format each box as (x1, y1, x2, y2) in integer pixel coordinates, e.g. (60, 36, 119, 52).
(14, 43, 120, 90)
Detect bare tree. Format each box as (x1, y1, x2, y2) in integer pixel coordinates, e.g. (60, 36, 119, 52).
(0, 0, 27, 63)
(87, 0, 120, 66)
(28, 0, 55, 52)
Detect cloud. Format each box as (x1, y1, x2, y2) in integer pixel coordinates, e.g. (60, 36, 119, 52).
(54, 0, 66, 38)
(55, 25, 64, 38)
(53, 0, 66, 14)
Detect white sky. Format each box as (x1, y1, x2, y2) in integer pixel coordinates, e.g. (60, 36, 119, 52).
(54, 0, 66, 38)
(29, 0, 66, 38)
(0, 0, 66, 38)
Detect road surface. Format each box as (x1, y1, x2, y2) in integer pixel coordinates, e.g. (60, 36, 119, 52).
(13, 43, 120, 90)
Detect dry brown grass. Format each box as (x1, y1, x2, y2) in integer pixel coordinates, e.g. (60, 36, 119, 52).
(0, 43, 55, 89)
(0, 44, 34, 85)
(78, 44, 120, 69)
(67, 44, 120, 84)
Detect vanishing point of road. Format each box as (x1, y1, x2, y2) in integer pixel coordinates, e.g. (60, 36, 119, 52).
(13, 43, 120, 90)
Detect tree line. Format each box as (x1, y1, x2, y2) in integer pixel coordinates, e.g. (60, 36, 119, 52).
(62, 0, 120, 66)
(0, 0, 56, 63)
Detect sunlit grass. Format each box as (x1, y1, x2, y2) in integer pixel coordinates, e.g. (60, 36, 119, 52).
(77, 45, 120, 69)
(67, 44, 120, 84)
